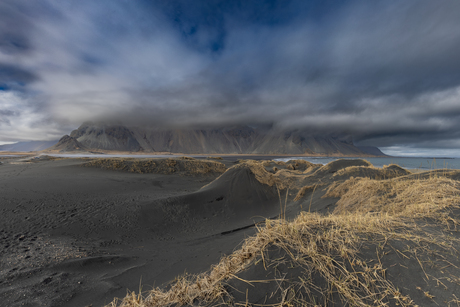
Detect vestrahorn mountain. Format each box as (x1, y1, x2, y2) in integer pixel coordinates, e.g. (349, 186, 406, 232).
(47, 122, 386, 156)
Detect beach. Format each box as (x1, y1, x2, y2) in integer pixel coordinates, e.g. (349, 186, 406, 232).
(1, 155, 460, 306)
(0, 156, 242, 306)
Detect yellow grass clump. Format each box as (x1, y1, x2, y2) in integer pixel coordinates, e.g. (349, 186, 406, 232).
(314, 159, 373, 175)
(104, 165, 460, 307)
(106, 207, 460, 307)
(332, 164, 410, 180)
(327, 176, 460, 222)
(294, 185, 320, 201)
(261, 160, 273, 167)
(285, 159, 317, 172)
(179, 156, 195, 160)
(81, 158, 227, 175)
(236, 161, 308, 190)
(106, 213, 402, 307)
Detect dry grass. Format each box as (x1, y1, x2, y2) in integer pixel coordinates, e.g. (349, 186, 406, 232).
(179, 156, 196, 160)
(107, 208, 460, 307)
(314, 159, 373, 176)
(81, 158, 227, 176)
(260, 160, 320, 176)
(261, 161, 272, 167)
(285, 160, 317, 172)
(228, 161, 280, 188)
(106, 214, 386, 307)
(332, 164, 410, 180)
(327, 176, 460, 223)
(294, 185, 319, 201)
(207, 156, 223, 160)
(235, 161, 317, 191)
(104, 163, 460, 307)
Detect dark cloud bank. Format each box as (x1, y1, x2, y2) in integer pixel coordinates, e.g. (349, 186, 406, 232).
(1, 0, 460, 156)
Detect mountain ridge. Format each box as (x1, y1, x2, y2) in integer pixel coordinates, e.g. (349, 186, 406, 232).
(0, 140, 59, 152)
(48, 122, 387, 156)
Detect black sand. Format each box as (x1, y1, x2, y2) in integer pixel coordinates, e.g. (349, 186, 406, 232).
(0, 156, 285, 306)
(1, 156, 459, 307)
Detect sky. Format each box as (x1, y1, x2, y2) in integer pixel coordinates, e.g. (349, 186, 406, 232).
(1, 0, 460, 157)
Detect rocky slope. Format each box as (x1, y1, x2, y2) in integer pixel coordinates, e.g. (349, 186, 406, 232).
(356, 146, 386, 156)
(56, 122, 385, 156)
(47, 135, 89, 152)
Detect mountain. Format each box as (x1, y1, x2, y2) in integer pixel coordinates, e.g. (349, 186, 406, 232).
(51, 122, 385, 156)
(47, 135, 89, 152)
(356, 146, 388, 156)
(0, 140, 58, 152)
(70, 124, 141, 151)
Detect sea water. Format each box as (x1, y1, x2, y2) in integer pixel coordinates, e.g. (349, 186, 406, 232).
(274, 156, 460, 170)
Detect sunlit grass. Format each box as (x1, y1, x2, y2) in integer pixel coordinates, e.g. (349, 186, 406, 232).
(104, 161, 460, 307)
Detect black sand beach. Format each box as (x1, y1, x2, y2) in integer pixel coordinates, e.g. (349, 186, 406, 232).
(0, 156, 253, 306)
(1, 156, 460, 306)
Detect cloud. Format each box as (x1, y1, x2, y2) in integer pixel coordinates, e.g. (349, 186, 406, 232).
(0, 90, 67, 142)
(1, 0, 460, 153)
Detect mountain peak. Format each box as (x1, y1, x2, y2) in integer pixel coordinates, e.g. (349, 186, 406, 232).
(47, 135, 88, 152)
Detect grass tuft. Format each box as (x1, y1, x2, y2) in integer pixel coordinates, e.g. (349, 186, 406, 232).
(81, 158, 227, 175)
(103, 162, 460, 307)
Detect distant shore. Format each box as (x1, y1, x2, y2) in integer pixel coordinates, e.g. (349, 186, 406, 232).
(1, 149, 386, 157)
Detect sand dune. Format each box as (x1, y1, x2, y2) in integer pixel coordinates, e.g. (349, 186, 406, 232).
(81, 157, 227, 176)
(0, 156, 459, 306)
(138, 164, 280, 241)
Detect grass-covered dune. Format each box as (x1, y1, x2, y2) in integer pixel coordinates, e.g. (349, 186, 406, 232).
(105, 160, 460, 307)
(81, 156, 227, 176)
(2, 156, 459, 306)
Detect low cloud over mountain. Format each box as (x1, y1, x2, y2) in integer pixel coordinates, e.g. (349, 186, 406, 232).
(1, 1, 460, 156)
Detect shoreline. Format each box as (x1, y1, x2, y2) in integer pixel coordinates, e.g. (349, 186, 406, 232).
(1, 149, 458, 160)
(2, 149, 387, 158)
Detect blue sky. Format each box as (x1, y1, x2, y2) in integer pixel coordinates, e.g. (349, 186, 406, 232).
(1, 0, 460, 157)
